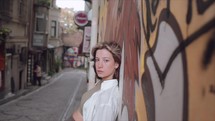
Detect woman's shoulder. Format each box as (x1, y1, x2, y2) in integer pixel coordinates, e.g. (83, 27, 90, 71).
(83, 81, 101, 98)
(79, 81, 102, 114)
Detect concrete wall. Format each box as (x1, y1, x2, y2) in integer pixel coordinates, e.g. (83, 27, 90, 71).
(97, 0, 215, 121)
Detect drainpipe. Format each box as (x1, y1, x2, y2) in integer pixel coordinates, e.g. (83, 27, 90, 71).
(88, 0, 99, 90)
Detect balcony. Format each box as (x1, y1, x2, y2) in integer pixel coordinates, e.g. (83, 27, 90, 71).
(35, 0, 51, 9)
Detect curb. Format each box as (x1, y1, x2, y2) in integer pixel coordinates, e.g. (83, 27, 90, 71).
(0, 68, 86, 106)
(0, 75, 53, 106)
(0, 86, 38, 105)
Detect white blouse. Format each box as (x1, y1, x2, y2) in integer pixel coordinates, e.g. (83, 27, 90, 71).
(83, 79, 119, 121)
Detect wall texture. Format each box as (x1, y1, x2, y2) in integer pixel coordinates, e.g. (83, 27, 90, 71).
(97, 0, 215, 121)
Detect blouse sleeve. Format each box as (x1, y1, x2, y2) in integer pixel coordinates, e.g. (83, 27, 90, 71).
(93, 103, 118, 121)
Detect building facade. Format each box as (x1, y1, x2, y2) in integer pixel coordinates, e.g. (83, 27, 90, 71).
(47, 0, 63, 74)
(28, 0, 63, 83)
(0, 0, 31, 99)
(0, 0, 63, 99)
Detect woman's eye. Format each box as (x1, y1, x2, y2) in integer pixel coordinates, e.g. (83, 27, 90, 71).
(104, 60, 109, 63)
(95, 59, 99, 62)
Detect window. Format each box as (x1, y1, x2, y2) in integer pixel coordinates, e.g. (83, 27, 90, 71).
(51, 20, 57, 37)
(35, 14, 46, 32)
(0, 0, 12, 18)
(19, 0, 24, 17)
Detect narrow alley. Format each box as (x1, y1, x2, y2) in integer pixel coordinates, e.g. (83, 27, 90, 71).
(0, 69, 87, 121)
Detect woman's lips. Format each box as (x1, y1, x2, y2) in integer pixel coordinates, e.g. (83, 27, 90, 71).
(97, 70, 103, 73)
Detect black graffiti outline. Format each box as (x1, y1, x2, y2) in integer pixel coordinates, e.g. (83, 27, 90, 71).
(164, 18, 215, 82)
(143, 8, 189, 121)
(142, 6, 214, 121)
(196, 0, 215, 14)
(141, 0, 215, 89)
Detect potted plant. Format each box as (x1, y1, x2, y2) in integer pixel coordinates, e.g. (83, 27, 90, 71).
(0, 28, 11, 40)
(55, 57, 62, 72)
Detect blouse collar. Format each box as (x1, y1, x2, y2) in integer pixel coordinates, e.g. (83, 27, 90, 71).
(101, 79, 118, 90)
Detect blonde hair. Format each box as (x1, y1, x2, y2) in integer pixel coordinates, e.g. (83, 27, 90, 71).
(92, 41, 121, 80)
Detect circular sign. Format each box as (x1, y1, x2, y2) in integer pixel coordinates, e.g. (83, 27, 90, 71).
(74, 11, 88, 27)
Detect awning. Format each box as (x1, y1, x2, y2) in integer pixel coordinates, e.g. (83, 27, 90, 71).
(48, 44, 54, 49)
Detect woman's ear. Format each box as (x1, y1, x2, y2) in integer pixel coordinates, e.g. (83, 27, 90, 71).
(115, 63, 119, 69)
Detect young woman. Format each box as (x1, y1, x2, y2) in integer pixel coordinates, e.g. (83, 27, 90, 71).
(73, 41, 121, 121)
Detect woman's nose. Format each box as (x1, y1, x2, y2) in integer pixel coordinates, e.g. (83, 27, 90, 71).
(97, 61, 103, 67)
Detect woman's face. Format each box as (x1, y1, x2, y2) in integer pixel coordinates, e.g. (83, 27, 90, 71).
(95, 49, 119, 81)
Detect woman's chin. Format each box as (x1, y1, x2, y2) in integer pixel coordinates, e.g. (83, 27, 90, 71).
(97, 75, 103, 78)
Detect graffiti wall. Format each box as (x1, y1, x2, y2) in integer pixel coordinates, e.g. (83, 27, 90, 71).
(97, 0, 215, 121)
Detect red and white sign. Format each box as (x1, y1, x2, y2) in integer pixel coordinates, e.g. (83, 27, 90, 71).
(74, 11, 88, 26)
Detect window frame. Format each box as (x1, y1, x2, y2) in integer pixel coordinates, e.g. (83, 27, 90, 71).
(50, 20, 57, 38)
